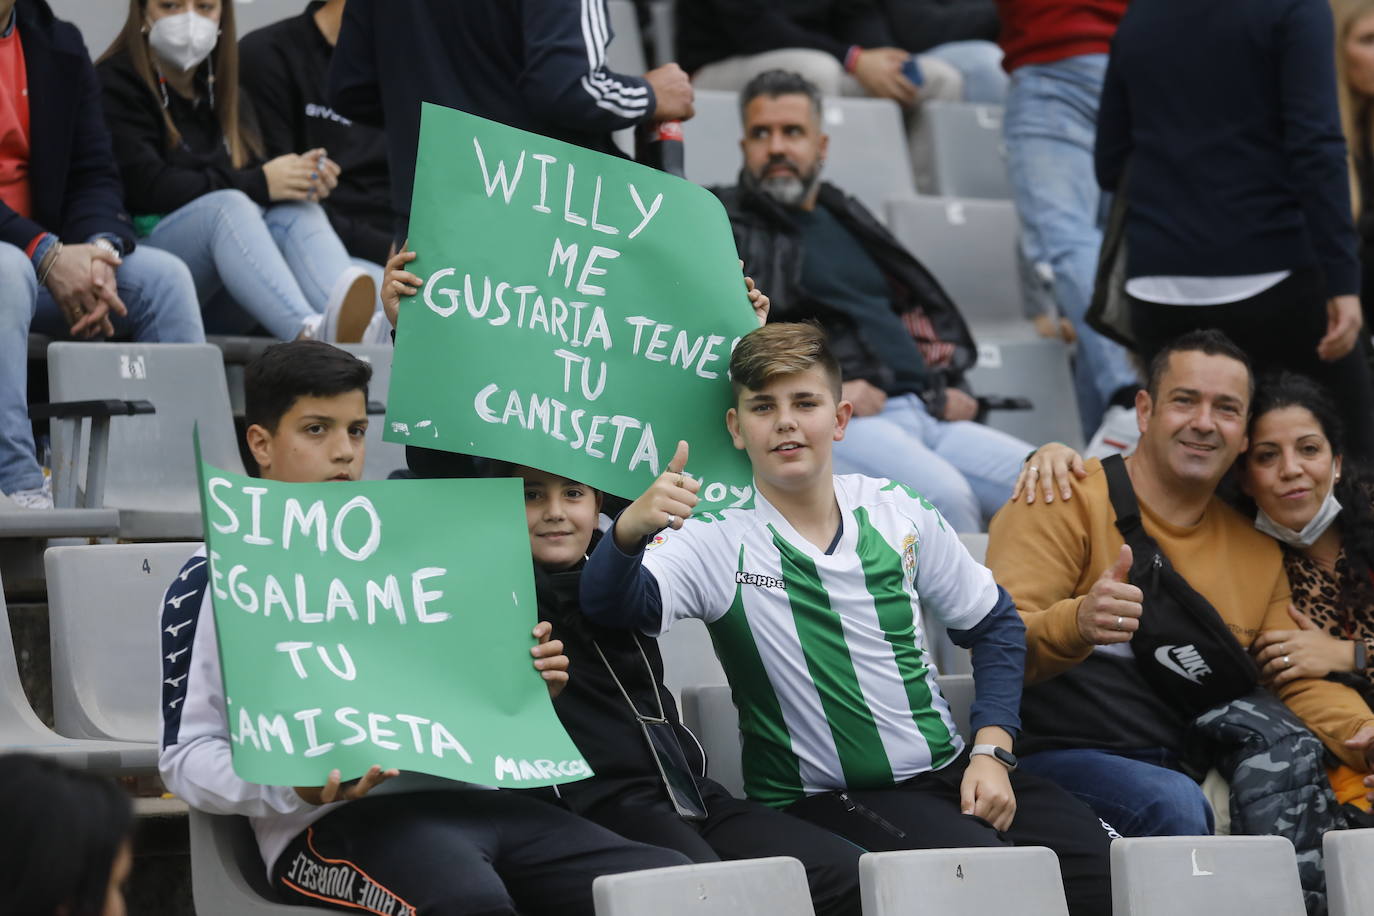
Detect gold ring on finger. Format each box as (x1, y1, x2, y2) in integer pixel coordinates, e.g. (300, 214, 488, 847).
(1116, 616, 1124, 630)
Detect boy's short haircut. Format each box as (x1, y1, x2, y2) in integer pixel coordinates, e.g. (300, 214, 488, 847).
(729, 321, 843, 401)
(244, 340, 373, 433)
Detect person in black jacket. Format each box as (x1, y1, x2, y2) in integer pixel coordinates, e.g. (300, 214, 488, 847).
(240, 0, 392, 266)
(878, 0, 1007, 103)
(717, 70, 1030, 532)
(1098, 0, 1374, 460)
(97, 0, 384, 344)
(327, 0, 694, 246)
(513, 463, 863, 916)
(0, 0, 203, 510)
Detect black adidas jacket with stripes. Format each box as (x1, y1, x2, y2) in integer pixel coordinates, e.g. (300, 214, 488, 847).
(327, 0, 656, 237)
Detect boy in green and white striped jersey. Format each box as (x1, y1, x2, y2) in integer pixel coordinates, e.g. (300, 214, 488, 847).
(582, 322, 1116, 916)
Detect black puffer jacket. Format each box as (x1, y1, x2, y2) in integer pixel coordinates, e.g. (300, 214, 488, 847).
(713, 181, 979, 415)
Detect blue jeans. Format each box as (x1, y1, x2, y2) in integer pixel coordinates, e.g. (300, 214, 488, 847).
(921, 40, 1008, 104)
(1019, 747, 1215, 837)
(1003, 54, 1139, 435)
(143, 190, 359, 340)
(0, 241, 204, 494)
(832, 393, 1029, 532)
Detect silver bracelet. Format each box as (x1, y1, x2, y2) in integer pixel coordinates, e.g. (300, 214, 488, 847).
(36, 240, 64, 287)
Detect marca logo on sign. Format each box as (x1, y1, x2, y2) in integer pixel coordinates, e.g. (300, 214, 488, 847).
(1155, 644, 1213, 684)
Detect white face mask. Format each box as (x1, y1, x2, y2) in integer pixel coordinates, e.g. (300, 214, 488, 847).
(1254, 462, 1343, 549)
(147, 11, 219, 73)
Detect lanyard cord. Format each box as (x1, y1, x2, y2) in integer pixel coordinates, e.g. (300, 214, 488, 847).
(592, 633, 668, 723)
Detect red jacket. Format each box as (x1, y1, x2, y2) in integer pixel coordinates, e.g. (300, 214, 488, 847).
(995, 0, 1128, 72)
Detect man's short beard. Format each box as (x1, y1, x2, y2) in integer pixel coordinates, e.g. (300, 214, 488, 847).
(743, 161, 822, 208)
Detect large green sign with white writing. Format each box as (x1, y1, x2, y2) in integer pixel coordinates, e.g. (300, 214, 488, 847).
(197, 447, 590, 788)
(386, 103, 756, 511)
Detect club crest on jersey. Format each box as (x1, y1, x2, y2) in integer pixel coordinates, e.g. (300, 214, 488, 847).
(901, 531, 920, 580)
(735, 571, 787, 590)
(646, 534, 668, 551)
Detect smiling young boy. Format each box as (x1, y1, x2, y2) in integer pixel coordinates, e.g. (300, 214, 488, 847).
(507, 462, 864, 915)
(158, 340, 686, 916)
(580, 322, 1117, 916)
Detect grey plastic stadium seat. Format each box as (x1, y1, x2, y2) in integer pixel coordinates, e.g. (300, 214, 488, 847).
(912, 102, 1011, 199)
(1111, 836, 1305, 916)
(594, 856, 815, 916)
(48, 343, 243, 540)
(860, 846, 1068, 916)
(337, 344, 409, 480)
(886, 197, 1026, 331)
(658, 617, 728, 702)
(0, 568, 156, 771)
(606, 0, 647, 76)
(189, 810, 304, 916)
(681, 684, 745, 796)
(46, 543, 201, 744)
(966, 336, 1085, 451)
(683, 90, 917, 219)
(683, 674, 976, 800)
(1324, 827, 1374, 916)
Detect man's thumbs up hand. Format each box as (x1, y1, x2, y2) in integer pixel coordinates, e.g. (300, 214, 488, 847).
(1077, 544, 1144, 645)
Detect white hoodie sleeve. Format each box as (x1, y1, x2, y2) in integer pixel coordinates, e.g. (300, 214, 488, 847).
(158, 549, 319, 819)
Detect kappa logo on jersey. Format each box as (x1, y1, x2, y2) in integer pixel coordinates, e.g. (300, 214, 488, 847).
(1154, 644, 1213, 684)
(901, 531, 921, 581)
(735, 571, 787, 590)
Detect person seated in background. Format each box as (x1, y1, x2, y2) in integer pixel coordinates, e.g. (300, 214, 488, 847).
(0, 0, 203, 510)
(677, 0, 966, 104)
(580, 321, 1115, 916)
(987, 330, 1374, 839)
(240, 0, 392, 266)
(878, 0, 1008, 103)
(0, 753, 135, 916)
(159, 340, 687, 915)
(97, 0, 387, 344)
(716, 69, 1031, 532)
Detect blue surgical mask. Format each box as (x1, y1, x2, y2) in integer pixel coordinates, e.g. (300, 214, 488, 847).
(1254, 463, 1343, 548)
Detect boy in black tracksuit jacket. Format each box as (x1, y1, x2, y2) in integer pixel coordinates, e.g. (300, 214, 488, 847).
(512, 463, 862, 916)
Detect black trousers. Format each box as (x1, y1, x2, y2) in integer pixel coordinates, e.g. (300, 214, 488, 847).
(579, 777, 863, 916)
(1129, 268, 1374, 460)
(784, 752, 1115, 916)
(271, 789, 688, 916)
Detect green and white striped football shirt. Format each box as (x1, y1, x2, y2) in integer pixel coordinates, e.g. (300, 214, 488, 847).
(643, 474, 999, 808)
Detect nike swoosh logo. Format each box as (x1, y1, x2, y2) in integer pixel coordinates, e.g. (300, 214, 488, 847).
(1155, 645, 1203, 684)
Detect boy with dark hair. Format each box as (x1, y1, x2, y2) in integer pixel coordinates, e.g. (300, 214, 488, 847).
(159, 340, 687, 916)
(506, 461, 863, 916)
(581, 322, 1116, 916)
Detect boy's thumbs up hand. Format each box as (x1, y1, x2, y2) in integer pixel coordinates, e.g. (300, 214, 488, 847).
(1077, 544, 1144, 645)
(613, 440, 703, 552)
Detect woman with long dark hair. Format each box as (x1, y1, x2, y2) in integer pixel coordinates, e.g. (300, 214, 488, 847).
(0, 754, 135, 916)
(97, 0, 384, 343)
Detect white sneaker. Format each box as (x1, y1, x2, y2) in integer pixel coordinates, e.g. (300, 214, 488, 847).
(319, 267, 377, 344)
(1085, 405, 1140, 460)
(7, 477, 53, 509)
(362, 310, 393, 345)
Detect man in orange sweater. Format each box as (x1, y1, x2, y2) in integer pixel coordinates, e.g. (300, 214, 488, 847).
(986, 329, 1374, 837)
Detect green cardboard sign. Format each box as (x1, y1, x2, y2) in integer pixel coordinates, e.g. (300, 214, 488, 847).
(386, 103, 756, 512)
(195, 445, 590, 788)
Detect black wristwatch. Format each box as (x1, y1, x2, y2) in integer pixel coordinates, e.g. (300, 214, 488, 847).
(970, 744, 1018, 771)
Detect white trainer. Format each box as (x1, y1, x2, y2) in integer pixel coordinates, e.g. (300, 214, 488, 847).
(1085, 404, 1140, 460)
(6, 477, 53, 509)
(319, 267, 377, 344)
